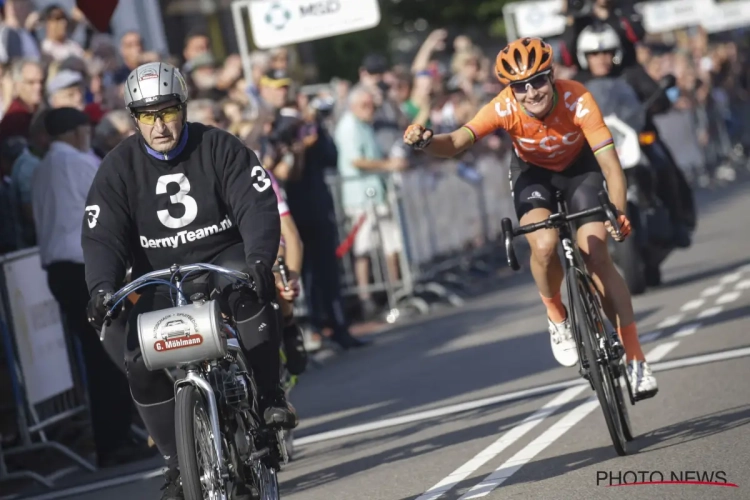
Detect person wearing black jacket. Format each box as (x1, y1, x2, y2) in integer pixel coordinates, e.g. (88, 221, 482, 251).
(82, 62, 296, 500)
(560, 0, 645, 70)
(574, 24, 693, 249)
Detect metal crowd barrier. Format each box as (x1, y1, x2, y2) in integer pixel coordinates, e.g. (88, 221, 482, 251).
(324, 151, 515, 322)
(0, 248, 96, 493)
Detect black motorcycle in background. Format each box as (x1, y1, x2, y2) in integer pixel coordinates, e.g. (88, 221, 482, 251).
(587, 75, 697, 294)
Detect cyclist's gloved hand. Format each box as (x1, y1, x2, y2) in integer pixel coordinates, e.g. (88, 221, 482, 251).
(403, 124, 433, 150)
(605, 213, 632, 242)
(87, 289, 117, 331)
(248, 260, 276, 302)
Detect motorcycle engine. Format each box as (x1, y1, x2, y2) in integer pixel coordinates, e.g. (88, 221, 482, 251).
(210, 363, 251, 411)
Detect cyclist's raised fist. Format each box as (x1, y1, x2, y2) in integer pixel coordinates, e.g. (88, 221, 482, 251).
(404, 124, 433, 149)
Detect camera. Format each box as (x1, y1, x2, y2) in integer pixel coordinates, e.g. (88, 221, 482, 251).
(567, 0, 593, 17)
(568, 0, 620, 17)
(268, 107, 303, 147)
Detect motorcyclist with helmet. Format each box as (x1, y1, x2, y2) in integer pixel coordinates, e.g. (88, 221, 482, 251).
(574, 23, 695, 250)
(82, 62, 297, 499)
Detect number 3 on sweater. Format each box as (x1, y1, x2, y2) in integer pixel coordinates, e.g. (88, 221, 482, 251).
(156, 173, 198, 229)
(251, 165, 271, 193)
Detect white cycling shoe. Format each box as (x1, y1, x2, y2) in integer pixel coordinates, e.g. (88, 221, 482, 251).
(627, 360, 658, 399)
(549, 315, 579, 367)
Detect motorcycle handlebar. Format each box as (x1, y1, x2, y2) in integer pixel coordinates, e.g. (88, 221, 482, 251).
(104, 263, 253, 313)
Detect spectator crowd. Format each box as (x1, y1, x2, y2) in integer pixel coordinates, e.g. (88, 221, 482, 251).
(1, 0, 749, 310)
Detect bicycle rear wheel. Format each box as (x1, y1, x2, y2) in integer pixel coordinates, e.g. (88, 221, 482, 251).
(568, 269, 628, 456)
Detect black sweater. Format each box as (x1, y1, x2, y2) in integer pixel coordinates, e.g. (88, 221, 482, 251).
(82, 122, 280, 295)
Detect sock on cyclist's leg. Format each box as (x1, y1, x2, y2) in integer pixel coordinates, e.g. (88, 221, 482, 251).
(617, 322, 645, 362)
(540, 291, 567, 323)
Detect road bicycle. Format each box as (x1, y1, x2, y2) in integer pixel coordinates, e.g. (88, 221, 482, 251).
(501, 190, 636, 456)
(102, 263, 286, 499)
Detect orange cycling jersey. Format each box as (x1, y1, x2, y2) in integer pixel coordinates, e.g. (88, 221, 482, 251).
(463, 79, 614, 172)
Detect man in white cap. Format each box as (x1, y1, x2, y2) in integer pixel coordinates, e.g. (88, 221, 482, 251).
(46, 69, 85, 110)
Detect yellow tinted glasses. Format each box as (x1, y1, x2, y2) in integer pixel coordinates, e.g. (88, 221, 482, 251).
(135, 105, 182, 125)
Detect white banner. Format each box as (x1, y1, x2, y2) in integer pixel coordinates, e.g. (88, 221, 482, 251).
(247, 0, 381, 49)
(512, 1, 567, 39)
(641, 0, 713, 33)
(701, 1, 750, 32)
(3, 253, 74, 405)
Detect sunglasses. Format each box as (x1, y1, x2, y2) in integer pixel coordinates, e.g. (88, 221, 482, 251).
(134, 105, 182, 125)
(510, 71, 551, 94)
(586, 50, 616, 57)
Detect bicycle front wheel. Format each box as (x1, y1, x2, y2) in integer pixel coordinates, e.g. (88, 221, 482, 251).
(568, 268, 628, 456)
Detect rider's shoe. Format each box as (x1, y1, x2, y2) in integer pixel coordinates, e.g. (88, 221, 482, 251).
(673, 223, 692, 249)
(548, 311, 578, 367)
(160, 467, 183, 500)
(330, 332, 372, 350)
(282, 324, 308, 376)
(628, 360, 658, 399)
(262, 389, 298, 430)
(232, 482, 258, 500)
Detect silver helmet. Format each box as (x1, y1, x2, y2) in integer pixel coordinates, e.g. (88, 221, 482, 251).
(124, 62, 188, 110)
(576, 23, 623, 70)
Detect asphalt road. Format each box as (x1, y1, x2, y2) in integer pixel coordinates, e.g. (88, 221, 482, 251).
(18, 179, 750, 500)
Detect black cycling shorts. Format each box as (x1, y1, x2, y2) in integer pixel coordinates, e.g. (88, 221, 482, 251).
(509, 143, 607, 229)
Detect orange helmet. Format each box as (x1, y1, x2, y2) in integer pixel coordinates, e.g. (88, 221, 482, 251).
(495, 38, 554, 85)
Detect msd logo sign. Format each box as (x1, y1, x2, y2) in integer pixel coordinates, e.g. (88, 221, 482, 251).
(246, 0, 381, 49)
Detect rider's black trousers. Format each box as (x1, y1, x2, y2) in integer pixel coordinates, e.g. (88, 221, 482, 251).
(123, 244, 282, 467)
(46, 262, 134, 461)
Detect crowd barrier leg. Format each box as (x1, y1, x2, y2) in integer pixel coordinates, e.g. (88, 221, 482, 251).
(0, 250, 96, 494)
(388, 174, 465, 314)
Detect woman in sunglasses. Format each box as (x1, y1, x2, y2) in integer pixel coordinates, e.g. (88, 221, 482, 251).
(403, 37, 657, 400)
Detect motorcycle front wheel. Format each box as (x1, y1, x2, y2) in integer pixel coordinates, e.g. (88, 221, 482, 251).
(176, 385, 223, 500)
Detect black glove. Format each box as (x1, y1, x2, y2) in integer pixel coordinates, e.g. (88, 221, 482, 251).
(86, 289, 117, 331)
(247, 260, 276, 302)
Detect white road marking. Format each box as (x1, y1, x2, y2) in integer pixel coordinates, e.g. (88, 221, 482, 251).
(672, 323, 701, 338)
(640, 330, 662, 343)
(24, 345, 750, 500)
(449, 341, 681, 499)
(647, 341, 681, 362)
(657, 314, 683, 328)
(414, 387, 586, 500)
(681, 299, 705, 311)
(653, 345, 750, 372)
(720, 272, 742, 284)
(458, 398, 600, 499)
(716, 291, 741, 305)
(735, 279, 750, 291)
(697, 306, 723, 319)
(21, 468, 164, 500)
(701, 285, 724, 297)
(293, 378, 586, 447)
